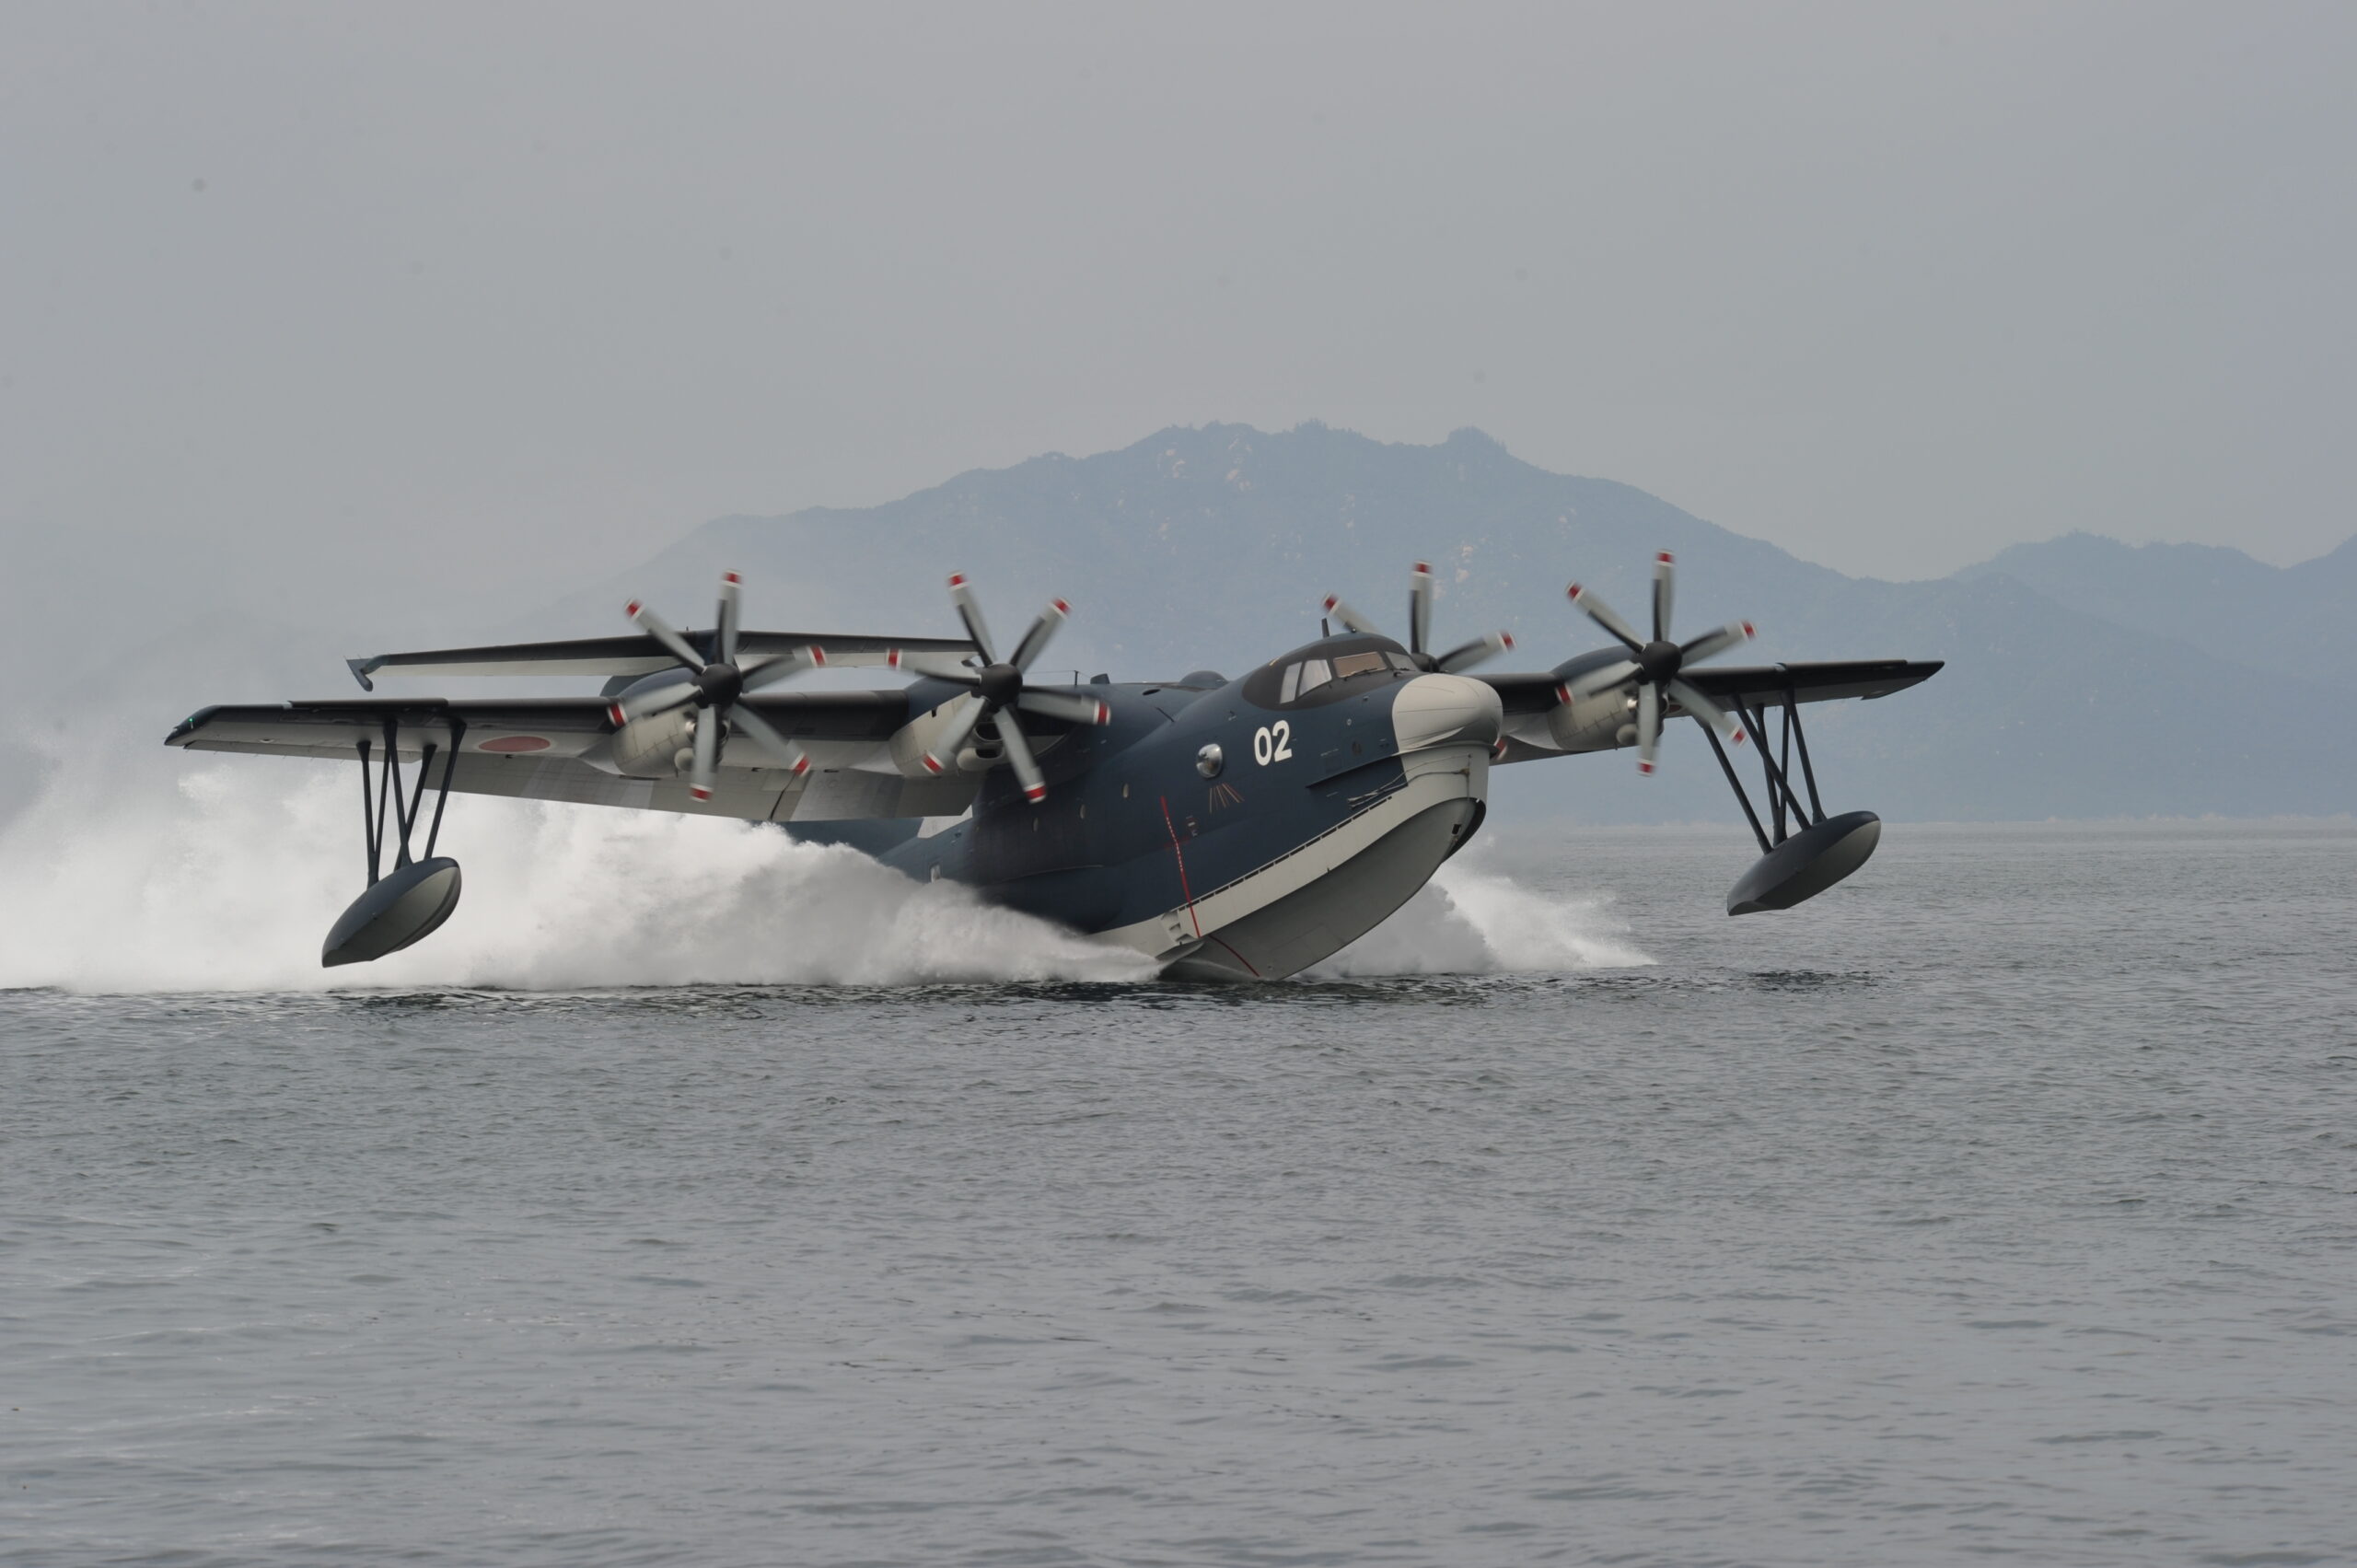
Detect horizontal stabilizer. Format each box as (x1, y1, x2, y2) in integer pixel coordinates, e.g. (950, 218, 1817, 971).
(347, 631, 975, 689)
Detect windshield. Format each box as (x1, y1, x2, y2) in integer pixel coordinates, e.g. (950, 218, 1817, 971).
(1248, 638, 1419, 709)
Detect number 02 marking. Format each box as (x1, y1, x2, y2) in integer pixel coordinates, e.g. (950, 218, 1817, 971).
(1253, 721, 1293, 766)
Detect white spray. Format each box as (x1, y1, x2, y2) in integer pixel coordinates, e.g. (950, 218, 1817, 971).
(0, 726, 1647, 993)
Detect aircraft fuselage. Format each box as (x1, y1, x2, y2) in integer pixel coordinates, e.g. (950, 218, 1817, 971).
(884, 633, 1503, 980)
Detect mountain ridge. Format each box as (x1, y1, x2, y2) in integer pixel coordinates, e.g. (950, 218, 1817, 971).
(534, 423, 2351, 822)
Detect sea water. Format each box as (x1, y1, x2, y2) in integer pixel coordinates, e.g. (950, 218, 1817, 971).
(4, 819, 2354, 1566)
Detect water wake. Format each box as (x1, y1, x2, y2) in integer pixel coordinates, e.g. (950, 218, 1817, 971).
(1315, 861, 1654, 976)
(0, 757, 1153, 993)
(1, 726, 1647, 992)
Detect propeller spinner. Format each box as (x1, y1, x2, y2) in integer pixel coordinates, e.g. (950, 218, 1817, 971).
(1322, 561, 1515, 673)
(1562, 552, 1757, 775)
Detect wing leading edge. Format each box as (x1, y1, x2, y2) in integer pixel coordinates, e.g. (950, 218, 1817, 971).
(1480, 658, 1943, 717)
(1481, 657, 1943, 766)
(164, 692, 983, 821)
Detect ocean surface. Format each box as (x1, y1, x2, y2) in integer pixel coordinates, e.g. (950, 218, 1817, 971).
(5, 819, 2355, 1566)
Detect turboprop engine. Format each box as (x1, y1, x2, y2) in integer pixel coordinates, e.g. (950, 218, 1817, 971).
(605, 696, 699, 777)
(597, 572, 824, 798)
(1544, 681, 1638, 752)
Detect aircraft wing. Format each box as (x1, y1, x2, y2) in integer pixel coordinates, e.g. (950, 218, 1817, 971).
(1480, 658, 1944, 716)
(346, 630, 976, 689)
(163, 691, 983, 821)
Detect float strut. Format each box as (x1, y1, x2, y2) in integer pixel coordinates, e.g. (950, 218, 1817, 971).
(1784, 685, 1825, 822)
(1703, 725, 1772, 855)
(357, 738, 382, 887)
(424, 717, 464, 858)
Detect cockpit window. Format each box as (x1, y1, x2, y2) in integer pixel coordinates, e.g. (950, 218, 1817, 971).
(1248, 637, 1415, 710)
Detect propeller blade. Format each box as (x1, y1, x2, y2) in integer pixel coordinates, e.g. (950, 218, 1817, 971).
(1007, 598, 1071, 672)
(1016, 688, 1111, 726)
(611, 680, 698, 725)
(1320, 594, 1384, 638)
(737, 648, 821, 694)
(995, 712, 1048, 803)
(1635, 682, 1661, 776)
(919, 694, 988, 776)
(1562, 657, 1640, 703)
(725, 703, 812, 779)
(946, 573, 998, 665)
(1410, 562, 1434, 658)
(627, 600, 706, 671)
(1679, 620, 1758, 665)
(1666, 678, 1747, 747)
(1432, 631, 1515, 674)
(1566, 582, 1645, 654)
(716, 571, 742, 667)
(888, 648, 980, 680)
(688, 710, 720, 801)
(1652, 551, 1675, 643)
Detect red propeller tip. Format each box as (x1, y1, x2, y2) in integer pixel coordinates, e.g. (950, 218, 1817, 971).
(1321, 595, 1339, 612)
(1637, 761, 1655, 775)
(723, 572, 740, 585)
(1095, 702, 1109, 725)
(947, 573, 967, 587)
(1500, 633, 1515, 649)
(1052, 598, 1070, 615)
(886, 647, 901, 668)
(922, 754, 945, 775)
(1414, 562, 1431, 575)
(625, 600, 642, 618)
(1492, 738, 1509, 761)
(1024, 784, 1047, 802)
(808, 645, 827, 666)
(1554, 682, 1572, 707)
(1567, 583, 1584, 600)
(792, 757, 811, 777)
(690, 785, 712, 801)
(607, 703, 626, 726)
(1731, 729, 1747, 747)
(1742, 621, 1756, 637)
(1657, 551, 1674, 564)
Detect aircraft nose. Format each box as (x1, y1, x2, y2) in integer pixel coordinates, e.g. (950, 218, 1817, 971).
(1391, 672, 1504, 753)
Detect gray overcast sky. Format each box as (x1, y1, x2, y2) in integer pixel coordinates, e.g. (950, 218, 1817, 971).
(5, 0, 2352, 637)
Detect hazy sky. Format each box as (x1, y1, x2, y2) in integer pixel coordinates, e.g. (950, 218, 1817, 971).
(6, 0, 2352, 641)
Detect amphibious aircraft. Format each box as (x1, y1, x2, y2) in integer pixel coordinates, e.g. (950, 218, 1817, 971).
(166, 555, 1940, 976)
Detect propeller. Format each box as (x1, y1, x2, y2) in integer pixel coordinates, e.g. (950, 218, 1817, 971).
(1321, 561, 1515, 672)
(610, 571, 822, 801)
(1562, 551, 1757, 776)
(903, 574, 1109, 804)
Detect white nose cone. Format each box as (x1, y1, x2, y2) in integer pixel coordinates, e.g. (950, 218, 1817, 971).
(1391, 672, 1504, 752)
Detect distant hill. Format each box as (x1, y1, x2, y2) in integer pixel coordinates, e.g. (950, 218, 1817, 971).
(534, 424, 2351, 823)
(1956, 532, 2357, 688)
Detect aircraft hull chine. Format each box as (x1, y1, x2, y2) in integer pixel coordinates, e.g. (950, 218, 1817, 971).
(1109, 743, 1491, 981)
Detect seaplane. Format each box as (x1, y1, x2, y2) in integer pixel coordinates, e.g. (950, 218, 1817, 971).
(166, 554, 1940, 976)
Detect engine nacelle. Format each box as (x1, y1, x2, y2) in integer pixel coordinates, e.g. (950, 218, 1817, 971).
(888, 693, 996, 777)
(609, 706, 697, 777)
(1545, 685, 1635, 752)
